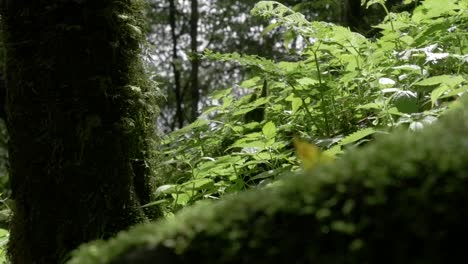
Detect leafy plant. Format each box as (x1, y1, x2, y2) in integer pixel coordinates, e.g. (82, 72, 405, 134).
(154, 0, 467, 215)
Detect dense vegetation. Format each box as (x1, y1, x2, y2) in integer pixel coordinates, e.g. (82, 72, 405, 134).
(69, 92, 468, 263)
(152, 0, 467, 215)
(72, 0, 467, 262)
(0, 0, 466, 262)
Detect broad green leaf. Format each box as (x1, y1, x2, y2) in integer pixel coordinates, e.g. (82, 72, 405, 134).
(261, 22, 279, 36)
(181, 178, 214, 191)
(365, 0, 386, 9)
(262, 121, 277, 139)
(232, 97, 269, 116)
(170, 119, 209, 136)
(414, 75, 465, 88)
(240, 76, 262, 88)
(210, 88, 232, 99)
(297, 77, 319, 86)
(431, 84, 451, 106)
(324, 144, 343, 157)
(338, 128, 376, 146)
(440, 85, 468, 99)
(229, 139, 265, 150)
(253, 151, 273, 161)
(155, 184, 177, 197)
(291, 97, 302, 114)
(412, 0, 459, 22)
(392, 91, 418, 114)
(172, 193, 190, 205)
(357, 102, 383, 110)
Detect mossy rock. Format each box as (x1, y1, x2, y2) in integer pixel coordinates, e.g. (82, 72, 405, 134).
(68, 99, 468, 264)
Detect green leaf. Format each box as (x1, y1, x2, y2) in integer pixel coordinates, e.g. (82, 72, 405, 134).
(297, 77, 319, 86)
(338, 128, 376, 146)
(229, 139, 265, 150)
(261, 22, 279, 36)
(262, 121, 277, 139)
(240, 77, 262, 88)
(357, 102, 383, 110)
(140, 199, 169, 208)
(392, 91, 418, 114)
(291, 97, 303, 114)
(155, 184, 177, 197)
(412, 0, 459, 22)
(365, 0, 385, 9)
(172, 193, 190, 205)
(169, 119, 209, 137)
(439, 85, 468, 99)
(210, 88, 232, 99)
(431, 84, 452, 106)
(232, 97, 269, 116)
(414, 75, 465, 88)
(181, 178, 214, 191)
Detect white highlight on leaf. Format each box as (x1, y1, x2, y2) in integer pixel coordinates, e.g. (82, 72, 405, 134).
(379, 78, 396, 86)
(425, 52, 450, 63)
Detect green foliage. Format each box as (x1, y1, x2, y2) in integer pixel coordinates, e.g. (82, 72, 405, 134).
(0, 228, 7, 263)
(153, 0, 468, 215)
(69, 94, 468, 264)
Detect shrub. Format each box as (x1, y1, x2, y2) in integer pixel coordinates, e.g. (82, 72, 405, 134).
(68, 96, 468, 263)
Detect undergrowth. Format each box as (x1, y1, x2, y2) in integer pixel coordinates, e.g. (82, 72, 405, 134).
(154, 0, 468, 215)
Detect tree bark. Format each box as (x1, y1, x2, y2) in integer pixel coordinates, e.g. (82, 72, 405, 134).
(343, 0, 367, 33)
(168, 0, 184, 129)
(188, 0, 200, 122)
(0, 0, 160, 263)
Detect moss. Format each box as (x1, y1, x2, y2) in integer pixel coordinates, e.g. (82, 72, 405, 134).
(1, 0, 160, 263)
(68, 96, 468, 264)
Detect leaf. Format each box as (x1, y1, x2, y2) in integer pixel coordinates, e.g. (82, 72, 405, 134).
(430, 84, 451, 106)
(414, 75, 465, 88)
(439, 85, 468, 99)
(140, 199, 169, 208)
(262, 121, 277, 139)
(338, 128, 376, 146)
(232, 97, 269, 116)
(229, 139, 265, 150)
(169, 119, 209, 137)
(392, 90, 418, 114)
(412, 0, 459, 22)
(357, 102, 383, 110)
(261, 22, 279, 36)
(154, 184, 177, 197)
(365, 0, 385, 9)
(181, 178, 214, 191)
(291, 97, 303, 114)
(324, 144, 343, 157)
(240, 77, 262, 88)
(297, 77, 319, 86)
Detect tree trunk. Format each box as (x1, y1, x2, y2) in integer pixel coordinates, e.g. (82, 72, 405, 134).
(343, 0, 367, 33)
(0, 0, 160, 263)
(188, 0, 200, 122)
(168, 0, 185, 129)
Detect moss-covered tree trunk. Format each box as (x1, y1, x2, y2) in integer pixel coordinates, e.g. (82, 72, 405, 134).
(0, 0, 160, 263)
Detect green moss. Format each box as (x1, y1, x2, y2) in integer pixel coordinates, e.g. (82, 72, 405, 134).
(1, 0, 160, 262)
(69, 97, 468, 264)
